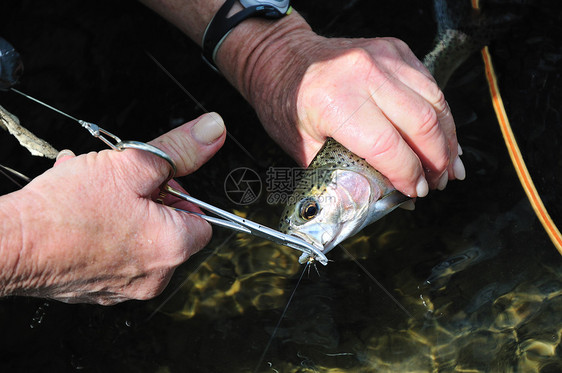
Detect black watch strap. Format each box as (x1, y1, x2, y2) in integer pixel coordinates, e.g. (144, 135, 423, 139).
(202, 0, 291, 72)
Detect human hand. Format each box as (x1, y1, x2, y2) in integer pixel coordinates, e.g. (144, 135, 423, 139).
(297, 37, 464, 197)
(254, 36, 464, 197)
(216, 16, 464, 198)
(1, 113, 226, 305)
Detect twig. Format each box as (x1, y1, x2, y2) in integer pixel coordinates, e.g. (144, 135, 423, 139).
(0, 104, 58, 159)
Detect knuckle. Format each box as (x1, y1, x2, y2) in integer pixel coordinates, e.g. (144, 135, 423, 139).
(418, 77, 447, 114)
(368, 127, 402, 160)
(381, 37, 407, 50)
(415, 106, 450, 173)
(156, 137, 199, 174)
(349, 47, 373, 63)
(375, 37, 409, 58)
(416, 105, 439, 140)
(329, 48, 377, 77)
(431, 85, 447, 113)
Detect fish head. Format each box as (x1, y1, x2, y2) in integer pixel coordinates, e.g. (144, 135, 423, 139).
(280, 168, 384, 257)
(279, 138, 410, 263)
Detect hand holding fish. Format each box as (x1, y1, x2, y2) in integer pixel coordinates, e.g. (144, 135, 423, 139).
(242, 34, 465, 197)
(0, 113, 226, 304)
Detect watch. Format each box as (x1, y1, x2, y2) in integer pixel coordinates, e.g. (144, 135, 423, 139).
(202, 0, 292, 72)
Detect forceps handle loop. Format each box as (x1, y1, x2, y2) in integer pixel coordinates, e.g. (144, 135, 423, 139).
(115, 141, 177, 185)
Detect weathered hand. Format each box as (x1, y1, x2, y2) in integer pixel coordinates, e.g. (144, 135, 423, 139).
(244, 34, 464, 198)
(1, 113, 226, 305)
(298, 37, 463, 196)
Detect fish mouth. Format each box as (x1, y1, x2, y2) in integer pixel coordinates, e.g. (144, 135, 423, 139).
(287, 232, 328, 265)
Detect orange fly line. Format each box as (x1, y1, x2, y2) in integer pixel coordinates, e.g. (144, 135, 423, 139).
(473, 0, 562, 255)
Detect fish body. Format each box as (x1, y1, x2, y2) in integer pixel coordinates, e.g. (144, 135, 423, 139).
(279, 0, 510, 262)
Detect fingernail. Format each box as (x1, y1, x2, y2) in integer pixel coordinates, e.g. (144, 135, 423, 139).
(399, 199, 416, 211)
(453, 156, 466, 180)
(437, 170, 448, 191)
(416, 176, 429, 197)
(191, 112, 225, 145)
(457, 143, 463, 156)
(56, 149, 75, 161)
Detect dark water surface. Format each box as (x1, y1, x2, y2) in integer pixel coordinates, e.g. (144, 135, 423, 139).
(1, 1, 562, 372)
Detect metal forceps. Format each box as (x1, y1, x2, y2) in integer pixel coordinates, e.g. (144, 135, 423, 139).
(116, 141, 329, 266)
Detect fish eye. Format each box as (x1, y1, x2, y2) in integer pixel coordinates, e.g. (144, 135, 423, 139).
(299, 199, 319, 220)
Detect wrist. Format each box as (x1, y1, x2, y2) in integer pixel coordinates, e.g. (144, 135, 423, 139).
(216, 10, 322, 158)
(216, 10, 313, 98)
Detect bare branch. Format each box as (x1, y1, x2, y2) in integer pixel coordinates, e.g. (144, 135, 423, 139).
(0, 104, 58, 159)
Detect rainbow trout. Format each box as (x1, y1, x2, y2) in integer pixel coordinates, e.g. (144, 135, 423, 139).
(280, 0, 511, 263)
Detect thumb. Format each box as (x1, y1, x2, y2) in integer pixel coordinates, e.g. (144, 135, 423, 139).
(149, 112, 226, 176)
(122, 112, 226, 195)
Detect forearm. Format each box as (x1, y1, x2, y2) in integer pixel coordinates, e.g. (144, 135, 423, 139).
(0, 190, 28, 296)
(0, 185, 93, 299)
(139, 0, 318, 155)
(138, 0, 314, 83)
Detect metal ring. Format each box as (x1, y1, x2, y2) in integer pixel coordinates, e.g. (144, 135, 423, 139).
(116, 141, 177, 184)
